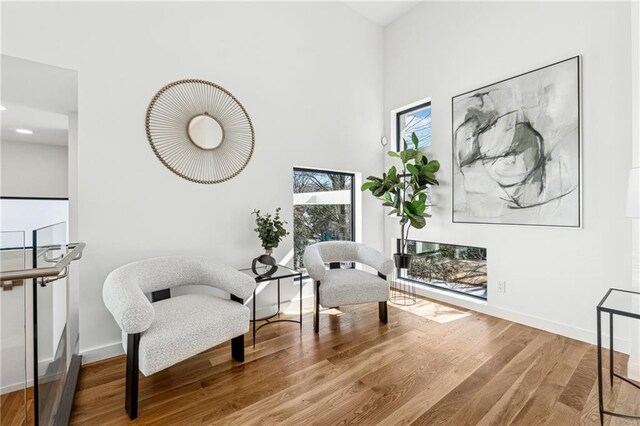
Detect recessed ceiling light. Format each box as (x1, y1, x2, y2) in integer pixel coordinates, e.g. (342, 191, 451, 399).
(0, 106, 6, 111)
(16, 129, 33, 135)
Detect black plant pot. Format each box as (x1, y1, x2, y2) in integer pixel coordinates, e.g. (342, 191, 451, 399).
(394, 253, 413, 269)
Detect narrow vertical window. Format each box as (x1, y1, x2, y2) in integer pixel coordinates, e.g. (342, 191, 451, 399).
(293, 168, 355, 270)
(396, 101, 432, 151)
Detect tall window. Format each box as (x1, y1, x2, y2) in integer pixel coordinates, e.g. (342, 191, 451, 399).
(293, 168, 354, 270)
(396, 101, 432, 151)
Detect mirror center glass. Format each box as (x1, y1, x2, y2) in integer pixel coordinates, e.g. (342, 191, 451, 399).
(188, 114, 224, 150)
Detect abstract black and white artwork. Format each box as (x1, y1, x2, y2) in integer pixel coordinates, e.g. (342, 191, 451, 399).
(452, 56, 581, 227)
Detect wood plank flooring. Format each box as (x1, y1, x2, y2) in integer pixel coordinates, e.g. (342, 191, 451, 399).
(5, 296, 639, 425)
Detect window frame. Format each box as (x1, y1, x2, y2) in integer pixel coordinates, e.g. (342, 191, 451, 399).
(396, 238, 488, 301)
(293, 167, 356, 271)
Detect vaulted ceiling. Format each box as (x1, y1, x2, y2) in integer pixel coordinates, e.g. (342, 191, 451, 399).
(342, 1, 421, 27)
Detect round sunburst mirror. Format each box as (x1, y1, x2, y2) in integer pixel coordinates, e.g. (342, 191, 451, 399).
(145, 79, 254, 184)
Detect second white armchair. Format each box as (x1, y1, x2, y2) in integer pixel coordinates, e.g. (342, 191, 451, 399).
(303, 241, 394, 333)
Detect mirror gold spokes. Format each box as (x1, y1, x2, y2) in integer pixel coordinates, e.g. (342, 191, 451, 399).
(187, 114, 224, 150)
(146, 79, 254, 184)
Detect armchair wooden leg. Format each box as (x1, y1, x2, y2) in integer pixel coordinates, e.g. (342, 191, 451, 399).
(231, 334, 245, 362)
(314, 281, 320, 333)
(229, 294, 245, 361)
(125, 333, 140, 420)
(379, 301, 388, 324)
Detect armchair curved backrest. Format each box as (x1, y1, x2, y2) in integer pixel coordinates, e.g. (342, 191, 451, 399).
(105, 256, 254, 297)
(103, 256, 255, 334)
(303, 241, 394, 282)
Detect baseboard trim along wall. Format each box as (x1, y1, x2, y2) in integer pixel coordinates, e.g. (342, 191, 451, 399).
(1, 379, 34, 395)
(80, 287, 631, 366)
(81, 341, 125, 365)
(0, 359, 54, 394)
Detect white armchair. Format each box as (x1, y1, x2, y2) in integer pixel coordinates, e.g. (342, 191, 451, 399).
(102, 256, 255, 419)
(303, 241, 394, 333)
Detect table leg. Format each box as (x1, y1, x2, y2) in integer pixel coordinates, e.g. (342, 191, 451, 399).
(277, 279, 281, 316)
(253, 289, 256, 348)
(610, 312, 614, 388)
(597, 309, 604, 425)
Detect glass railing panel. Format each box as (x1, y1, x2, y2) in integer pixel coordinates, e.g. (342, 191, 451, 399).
(0, 230, 27, 425)
(32, 222, 67, 426)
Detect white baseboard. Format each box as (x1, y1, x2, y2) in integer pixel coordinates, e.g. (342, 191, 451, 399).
(80, 341, 124, 365)
(411, 284, 632, 354)
(1, 379, 33, 395)
(1, 358, 56, 394)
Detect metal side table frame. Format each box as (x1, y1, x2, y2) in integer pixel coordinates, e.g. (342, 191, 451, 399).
(239, 265, 304, 347)
(596, 287, 640, 424)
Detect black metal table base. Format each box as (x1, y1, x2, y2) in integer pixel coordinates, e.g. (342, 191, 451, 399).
(598, 370, 640, 423)
(251, 274, 303, 347)
(597, 288, 640, 425)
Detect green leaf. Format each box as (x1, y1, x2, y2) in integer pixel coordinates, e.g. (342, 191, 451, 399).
(400, 149, 419, 164)
(411, 132, 419, 149)
(393, 192, 401, 209)
(406, 164, 419, 176)
(372, 186, 386, 197)
(402, 201, 415, 216)
(422, 172, 439, 186)
(361, 181, 377, 191)
(422, 160, 440, 174)
(410, 200, 426, 215)
(387, 151, 401, 159)
(409, 215, 426, 229)
(388, 165, 397, 179)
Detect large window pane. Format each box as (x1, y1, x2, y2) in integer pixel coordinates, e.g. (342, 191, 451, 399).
(293, 169, 354, 270)
(400, 239, 487, 299)
(396, 101, 432, 151)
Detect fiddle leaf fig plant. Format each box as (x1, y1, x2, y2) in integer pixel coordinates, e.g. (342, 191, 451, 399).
(361, 132, 440, 254)
(252, 207, 289, 252)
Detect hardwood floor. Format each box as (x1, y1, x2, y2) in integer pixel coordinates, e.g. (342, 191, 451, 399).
(1, 387, 32, 426)
(58, 297, 639, 425)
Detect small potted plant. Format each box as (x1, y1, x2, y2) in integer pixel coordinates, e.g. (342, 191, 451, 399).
(252, 207, 289, 257)
(361, 132, 440, 269)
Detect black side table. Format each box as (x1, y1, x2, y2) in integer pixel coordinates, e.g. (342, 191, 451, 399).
(239, 265, 304, 347)
(597, 288, 640, 424)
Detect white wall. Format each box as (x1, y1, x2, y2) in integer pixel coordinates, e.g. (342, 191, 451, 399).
(0, 140, 68, 198)
(629, 0, 640, 379)
(384, 2, 633, 350)
(2, 2, 385, 357)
